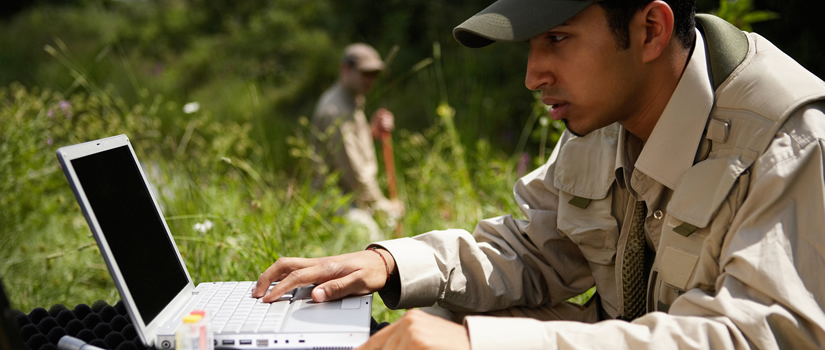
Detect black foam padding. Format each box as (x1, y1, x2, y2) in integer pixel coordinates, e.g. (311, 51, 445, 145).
(91, 300, 109, 313)
(64, 319, 85, 337)
(110, 315, 129, 332)
(72, 304, 92, 320)
(89, 338, 108, 348)
(114, 300, 128, 315)
(25, 333, 49, 350)
(28, 307, 49, 325)
(19, 301, 159, 350)
(81, 312, 103, 329)
(92, 322, 113, 339)
(15, 313, 31, 327)
(55, 309, 77, 327)
(99, 305, 118, 323)
(133, 335, 148, 350)
(104, 331, 127, 349)
(19, 324, 40, 341)
(116, 341, 140, 350)
(46, 326, 67, 345)
(121, 324, 137, 340)
(75, 329, 97, 343)
(36, 317, 59, 334)
(48, 304, 68, 317)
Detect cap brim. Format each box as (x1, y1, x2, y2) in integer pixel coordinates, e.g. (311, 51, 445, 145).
(356, 60, 385, 72)
(453, 0, 595, 48)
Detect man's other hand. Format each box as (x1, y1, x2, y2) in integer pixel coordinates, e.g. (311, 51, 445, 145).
(371, 108, 395, 138)
(357, 310, 471, 350)
(252, 249, 395, 303)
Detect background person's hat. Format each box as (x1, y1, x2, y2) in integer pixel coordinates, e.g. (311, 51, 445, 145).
(343, 43, 385, 72)
(453, 0, 601, 48)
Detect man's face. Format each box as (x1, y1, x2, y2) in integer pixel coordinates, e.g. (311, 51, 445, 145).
(343, 66, 379, 95)
(526, 4, 646, 137)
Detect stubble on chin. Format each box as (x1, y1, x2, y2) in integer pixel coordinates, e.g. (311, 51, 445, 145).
(562, 119, 586, 137)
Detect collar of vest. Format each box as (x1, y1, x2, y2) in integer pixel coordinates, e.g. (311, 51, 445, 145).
(695, 14, 749, 90)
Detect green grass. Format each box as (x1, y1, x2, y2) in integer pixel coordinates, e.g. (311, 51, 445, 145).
(0, 81, 537, 324)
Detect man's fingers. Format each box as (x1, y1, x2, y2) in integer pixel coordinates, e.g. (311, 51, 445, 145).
(261, 261, 336, 303)
(252, 258, 314, 298)
(313, 273, 368, 302)
(355, 322, 396, 350)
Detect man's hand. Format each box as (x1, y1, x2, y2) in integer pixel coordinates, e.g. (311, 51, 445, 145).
(252, 249, 395, 303)
(357, 310, 471, 350)
(371, 108, 395, 139)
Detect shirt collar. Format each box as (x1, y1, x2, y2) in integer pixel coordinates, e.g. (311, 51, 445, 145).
(628, 28, 714, 190)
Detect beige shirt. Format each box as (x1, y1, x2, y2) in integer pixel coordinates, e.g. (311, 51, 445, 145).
(374, 29, 825, 349)
(312, 82, 386, 207)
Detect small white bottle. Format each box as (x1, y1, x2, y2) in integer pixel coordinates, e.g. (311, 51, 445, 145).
(175, 314, 203, 350)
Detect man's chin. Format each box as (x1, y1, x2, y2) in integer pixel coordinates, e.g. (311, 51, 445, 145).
(562, 119, 587, 137)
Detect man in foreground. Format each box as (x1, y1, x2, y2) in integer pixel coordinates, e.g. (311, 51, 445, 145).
(255, 0, 825, 348)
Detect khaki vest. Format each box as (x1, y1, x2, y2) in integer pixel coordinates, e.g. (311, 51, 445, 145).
(650, 15, 825, 312)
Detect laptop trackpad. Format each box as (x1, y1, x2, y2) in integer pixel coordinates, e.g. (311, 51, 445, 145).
(281, 296, 371, 333)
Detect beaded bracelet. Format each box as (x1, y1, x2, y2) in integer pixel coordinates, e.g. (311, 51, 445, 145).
(368, 247, 392, 283)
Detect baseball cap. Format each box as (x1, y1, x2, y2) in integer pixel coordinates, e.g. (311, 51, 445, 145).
(453, 0, 601, 48)
(343, 43, 385, 72)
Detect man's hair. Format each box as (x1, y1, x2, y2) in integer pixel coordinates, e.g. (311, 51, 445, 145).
(599, 0, 696, 50)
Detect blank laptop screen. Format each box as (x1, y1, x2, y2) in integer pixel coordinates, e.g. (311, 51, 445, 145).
(71, 145, 187, 324)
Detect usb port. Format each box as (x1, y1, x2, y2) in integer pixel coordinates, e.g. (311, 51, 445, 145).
(222, 340, 235, 345)
(257, 339, 268, 347)
(240, 340, 252, 345)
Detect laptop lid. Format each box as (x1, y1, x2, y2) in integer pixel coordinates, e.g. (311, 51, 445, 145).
(57, 135, 197, 347)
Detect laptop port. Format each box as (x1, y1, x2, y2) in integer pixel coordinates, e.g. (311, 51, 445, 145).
(240, 340, 252, 345)
(222, 340, 235, 345)
(257, 339, 268, 347)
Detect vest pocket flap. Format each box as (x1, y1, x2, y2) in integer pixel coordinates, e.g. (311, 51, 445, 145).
(667, 155, 749, 228)
(659, 245, 699, 290)
(553, 126, 619, 200)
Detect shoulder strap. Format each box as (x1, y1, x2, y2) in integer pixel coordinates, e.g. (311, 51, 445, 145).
(694, 14, 749, 90)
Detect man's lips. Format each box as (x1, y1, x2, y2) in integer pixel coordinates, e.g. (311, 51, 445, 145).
(547, 102, 569, 121)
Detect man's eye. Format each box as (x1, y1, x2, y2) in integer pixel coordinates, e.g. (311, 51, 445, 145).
(548, 35, 567, 43)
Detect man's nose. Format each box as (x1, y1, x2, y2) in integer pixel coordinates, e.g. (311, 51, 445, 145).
(525, 48, 555, 91)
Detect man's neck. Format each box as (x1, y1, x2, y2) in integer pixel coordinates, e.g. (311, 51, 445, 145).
(622, 45, 692, 143)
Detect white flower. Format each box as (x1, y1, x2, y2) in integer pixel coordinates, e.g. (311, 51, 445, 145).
(183, 102, 200, 114)
(539, 116, 550, 127)
(193, 219, 214, 233)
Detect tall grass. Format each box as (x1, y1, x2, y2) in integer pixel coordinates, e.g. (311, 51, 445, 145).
(0, 68, 552, 323)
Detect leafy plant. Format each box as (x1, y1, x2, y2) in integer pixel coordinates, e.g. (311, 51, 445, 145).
(713, 0, 779, 32)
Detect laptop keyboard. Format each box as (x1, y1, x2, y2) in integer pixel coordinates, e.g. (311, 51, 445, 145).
(189, 281, 292, 334)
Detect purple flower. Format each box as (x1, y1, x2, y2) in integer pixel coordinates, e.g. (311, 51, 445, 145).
(59, 100, 72, 119)
(47, 137, 53, 146)
(47, 109, 54, 118)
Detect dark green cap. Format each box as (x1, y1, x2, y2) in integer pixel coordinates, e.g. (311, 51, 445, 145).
(453, 0, 600, 48)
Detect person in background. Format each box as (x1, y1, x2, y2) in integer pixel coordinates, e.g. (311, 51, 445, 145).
(258, 0, 825, 349)
(312, 43, 404, 238)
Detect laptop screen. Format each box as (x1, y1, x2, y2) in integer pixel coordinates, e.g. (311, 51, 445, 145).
(71, 145, 188, 325)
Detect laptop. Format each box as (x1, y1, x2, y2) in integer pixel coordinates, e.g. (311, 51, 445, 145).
(57, 135, 372, 349)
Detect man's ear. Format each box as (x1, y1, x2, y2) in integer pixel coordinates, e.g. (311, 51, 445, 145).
(633, 0, 675, 63)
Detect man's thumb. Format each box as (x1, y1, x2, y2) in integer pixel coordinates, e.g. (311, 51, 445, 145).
(313, 278, 347, 302)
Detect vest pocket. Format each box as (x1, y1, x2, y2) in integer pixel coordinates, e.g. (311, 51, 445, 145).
(557, 190, 619, 266)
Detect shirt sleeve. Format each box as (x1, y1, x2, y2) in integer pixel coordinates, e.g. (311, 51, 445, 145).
(372, 138, 595, 313)
(465, 103, 825, 349)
